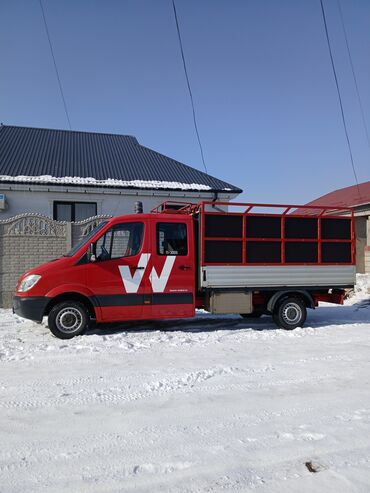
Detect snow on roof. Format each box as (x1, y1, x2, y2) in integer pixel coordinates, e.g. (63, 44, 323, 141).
(0, 174, 212, 191)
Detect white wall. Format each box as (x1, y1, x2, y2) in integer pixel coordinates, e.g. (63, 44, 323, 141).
(0, 184, 237, 219)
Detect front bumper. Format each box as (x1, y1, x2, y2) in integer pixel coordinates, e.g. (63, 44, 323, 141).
(13, 296, 49, 323)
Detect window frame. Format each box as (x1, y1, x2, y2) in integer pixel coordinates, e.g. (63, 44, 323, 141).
(95, 222, 144, 261)
(156, 222, 188, 256)
(53, 201, 97, 222)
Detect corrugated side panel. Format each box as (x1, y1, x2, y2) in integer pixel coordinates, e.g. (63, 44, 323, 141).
(201, 265, 356, 288)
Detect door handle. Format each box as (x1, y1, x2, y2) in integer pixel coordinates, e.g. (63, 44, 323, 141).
(136, 266, 145, 270)
(179, 265, 191, 270)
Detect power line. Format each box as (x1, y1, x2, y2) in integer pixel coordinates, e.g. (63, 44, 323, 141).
(337, 0, 370, 155)
(319, 0, 361, 198)
(39, 0, 72, 130)
(171, 0, 208, 174)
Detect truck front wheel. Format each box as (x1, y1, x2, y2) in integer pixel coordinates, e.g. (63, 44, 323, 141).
(48, 301, 90, 339)
(272, 297, 306, 330)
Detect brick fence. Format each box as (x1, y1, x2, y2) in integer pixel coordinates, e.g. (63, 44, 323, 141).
(0, 214, 111, 308)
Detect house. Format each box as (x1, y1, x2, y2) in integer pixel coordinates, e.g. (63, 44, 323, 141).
(0, 125, 241, 220)
(304, 181, 370, 273)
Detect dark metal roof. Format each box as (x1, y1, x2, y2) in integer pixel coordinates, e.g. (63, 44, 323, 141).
(0, 125, 241, 193)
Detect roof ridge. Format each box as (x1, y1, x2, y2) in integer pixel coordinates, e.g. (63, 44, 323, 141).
(0, 124, 139, 141)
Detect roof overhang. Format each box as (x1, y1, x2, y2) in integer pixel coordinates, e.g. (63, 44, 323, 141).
(0, 175, 242, 194)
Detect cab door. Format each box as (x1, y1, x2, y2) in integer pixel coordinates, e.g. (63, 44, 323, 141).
(87, 220, 151, 321)
(149, 217, 195, 318)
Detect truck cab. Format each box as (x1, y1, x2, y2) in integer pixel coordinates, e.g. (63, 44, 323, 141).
(13, 212, 196, 338)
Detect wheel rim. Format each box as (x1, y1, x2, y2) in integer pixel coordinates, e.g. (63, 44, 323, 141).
(56, 307, 83, 334)
(281, 302, 302, 325)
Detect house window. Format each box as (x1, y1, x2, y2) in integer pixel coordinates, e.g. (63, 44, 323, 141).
(53, 201, 97, 221)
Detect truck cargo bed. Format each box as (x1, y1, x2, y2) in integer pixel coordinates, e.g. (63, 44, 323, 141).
(198, 201, 355, 290)
(201, 265, 355, 288)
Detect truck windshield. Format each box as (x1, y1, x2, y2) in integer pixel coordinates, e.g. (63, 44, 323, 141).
(65, 221, 108, 257)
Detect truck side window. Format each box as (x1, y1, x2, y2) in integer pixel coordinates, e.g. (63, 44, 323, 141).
(157, 223, 187, 256)
(96, 222, 143, 261)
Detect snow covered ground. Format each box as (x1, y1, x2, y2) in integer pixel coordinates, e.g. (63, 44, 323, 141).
(1, 277, 370, 492)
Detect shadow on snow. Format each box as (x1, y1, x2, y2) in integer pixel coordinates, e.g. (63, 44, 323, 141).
(85, 299, 370, 337)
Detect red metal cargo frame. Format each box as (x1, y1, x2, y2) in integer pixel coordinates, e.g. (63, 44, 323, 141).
(198, 201, 355, 267)
(151, 201, 200, 215)
(151, 200, 355, 267)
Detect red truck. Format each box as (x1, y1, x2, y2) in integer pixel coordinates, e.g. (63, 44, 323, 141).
(13, 201, 355, 339)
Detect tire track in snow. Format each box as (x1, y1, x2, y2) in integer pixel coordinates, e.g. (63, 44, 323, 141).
(0, 366, 240, 410)
(0, 351, 351, 397)
(2, 404, 370, 490)
(0, 365, 340, 412)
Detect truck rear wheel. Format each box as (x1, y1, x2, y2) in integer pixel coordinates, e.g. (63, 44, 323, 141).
(272, 297, 306, 330)
(48, 301, 90, 339)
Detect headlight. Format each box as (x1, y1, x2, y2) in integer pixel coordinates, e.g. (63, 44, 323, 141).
(18, 274, 41, 292)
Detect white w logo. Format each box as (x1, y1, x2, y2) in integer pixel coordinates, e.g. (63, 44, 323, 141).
(118, 254, 176, 293)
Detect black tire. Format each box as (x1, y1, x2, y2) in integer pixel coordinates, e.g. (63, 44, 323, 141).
(48, 301, 89, 339)
(241, 312, 263, 319)
(272, 297, 307, 330)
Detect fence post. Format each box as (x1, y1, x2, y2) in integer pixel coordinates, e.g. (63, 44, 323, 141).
(65, 222, 72, 252)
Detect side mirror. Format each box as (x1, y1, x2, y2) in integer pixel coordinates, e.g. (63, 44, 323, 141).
(87, 243, 96, 262)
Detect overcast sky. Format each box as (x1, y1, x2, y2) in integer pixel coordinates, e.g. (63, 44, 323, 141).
(1, 0, 370, 203)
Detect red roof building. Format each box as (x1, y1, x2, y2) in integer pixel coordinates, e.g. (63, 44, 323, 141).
(306, 182, 370, 274)
(305, 181, 370, 210)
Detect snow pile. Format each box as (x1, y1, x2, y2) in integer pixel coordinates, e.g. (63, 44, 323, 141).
(346, 273, 370, 304)
(0, 174, 213, 191)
